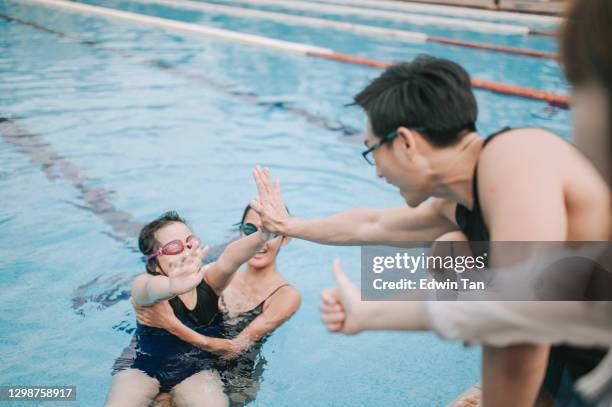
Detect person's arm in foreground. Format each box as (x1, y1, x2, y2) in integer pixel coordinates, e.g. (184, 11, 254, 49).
(320, 259, 429, 334)
(250, 166, 457, 245)
(131, 247, 208, 306)
(134, 287, 301, 359)
(204, 228, 270, 295)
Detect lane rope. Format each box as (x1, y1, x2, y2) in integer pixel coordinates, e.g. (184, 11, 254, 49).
(214, 0, 532, 34)
(132, 0, 558, 59)
(304, 0, 561, 25)
(15, 0, 572, 107)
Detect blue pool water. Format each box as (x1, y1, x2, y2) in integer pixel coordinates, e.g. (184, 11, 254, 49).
(0, 0, 569, 405)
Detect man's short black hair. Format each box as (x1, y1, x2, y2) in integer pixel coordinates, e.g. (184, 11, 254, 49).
(354, 55, 478, 147)
(139, 211, 187, 274)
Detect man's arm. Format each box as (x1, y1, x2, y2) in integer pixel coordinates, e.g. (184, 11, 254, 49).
(251, 167, 457, 245)
(320, 259, 429, 334)
(283, 202, 457, 245)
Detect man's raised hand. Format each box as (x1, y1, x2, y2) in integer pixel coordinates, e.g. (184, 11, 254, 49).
(250, 166, 289, 235)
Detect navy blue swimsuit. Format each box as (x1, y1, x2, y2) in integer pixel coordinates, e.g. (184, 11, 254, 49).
(112, 281, 291, 398)
(113, 280, 223, 392)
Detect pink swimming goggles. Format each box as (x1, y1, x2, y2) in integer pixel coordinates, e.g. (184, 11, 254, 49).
(146, 235, 201, 261)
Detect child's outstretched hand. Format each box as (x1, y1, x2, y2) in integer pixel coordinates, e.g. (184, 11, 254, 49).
(167, 246, 209, 295)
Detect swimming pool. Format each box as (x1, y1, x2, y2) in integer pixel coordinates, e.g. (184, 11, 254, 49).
(0, 0, 569, 405)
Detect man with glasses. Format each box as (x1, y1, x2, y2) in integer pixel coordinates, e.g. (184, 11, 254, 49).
(250, 55, 610, 406)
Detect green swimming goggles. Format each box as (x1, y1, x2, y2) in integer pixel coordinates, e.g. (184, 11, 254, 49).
(241, 222, 259, 236)
(241, 223, 279, 240)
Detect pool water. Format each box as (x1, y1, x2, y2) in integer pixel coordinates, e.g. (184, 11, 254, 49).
(0, 0, 569, 405)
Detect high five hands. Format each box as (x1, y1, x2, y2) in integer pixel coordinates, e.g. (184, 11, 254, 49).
(251, 166, 364, 335)
(250, 166, 289, 235)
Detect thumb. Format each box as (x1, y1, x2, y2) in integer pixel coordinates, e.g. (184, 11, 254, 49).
(250, 198, 263, 213)
(200, 245, 209, 260)
(332, 258, 354, 291)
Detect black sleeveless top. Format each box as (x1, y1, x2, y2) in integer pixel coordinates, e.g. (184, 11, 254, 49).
(219, 283, 291, 338)
(455, 127, 513, 242)
(168, 279, 220, 326)
(215, 284, 291, 405)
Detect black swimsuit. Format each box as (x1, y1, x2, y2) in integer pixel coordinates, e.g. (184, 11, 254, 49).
(168, 278, 220, 326)
(113, 279, 222, 392)
(215, 284, 291, 406)
(454, 127, 512, 243)
(112, 281, 291, 398)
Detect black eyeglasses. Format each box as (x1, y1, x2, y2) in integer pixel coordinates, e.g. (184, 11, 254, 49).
(361, 127, 428, 165)
(361, 129, 399, 166)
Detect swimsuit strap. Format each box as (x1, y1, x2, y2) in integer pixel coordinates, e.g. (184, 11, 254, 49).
(262, 283, 291, 303)
(455, 126, 514, 242)
(251, 283, 292, 312)
(220, 283, 291, 313)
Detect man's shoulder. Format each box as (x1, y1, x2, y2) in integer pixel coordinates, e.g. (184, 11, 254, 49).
(479, 127, 570, 173)
(483, 127, 566, 154)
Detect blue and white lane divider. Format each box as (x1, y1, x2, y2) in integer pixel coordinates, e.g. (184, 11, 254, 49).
(302, 0, 561, 25)
(129, 0, 557, 58)
(214, 0, 533, 34)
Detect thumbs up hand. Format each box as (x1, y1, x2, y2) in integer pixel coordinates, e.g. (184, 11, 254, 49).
(320, 259, 364, 335)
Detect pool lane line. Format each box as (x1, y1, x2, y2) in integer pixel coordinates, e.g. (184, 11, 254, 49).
(134, 0, 427, 44)
(0, 12, 360, 136)
(131, 0, 558, 59)
(0, 116, 145, 246)
(425, 36, 557, 59)
(15, 1, 569, 107)
(303, 0, 561, 25)
(307, 51, 570, 107)
(214, 0, 541, 35)
(0, 116, 227, 312)
(400, 0, 562, 17)
(25, 0, 335, 55)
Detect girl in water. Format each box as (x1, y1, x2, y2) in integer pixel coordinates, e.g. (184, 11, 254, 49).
(113, 205, 301, 406)
(105, 210, 276, 407)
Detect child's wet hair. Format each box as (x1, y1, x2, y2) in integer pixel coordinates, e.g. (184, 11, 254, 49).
(139, 211, 188, 274)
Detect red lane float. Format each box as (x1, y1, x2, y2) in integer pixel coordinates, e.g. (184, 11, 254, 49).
(427, 36, 558, 59)
(470, 79, 570, 106)
(309, 51, 390, 69)
(308, 51, 570, 108)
